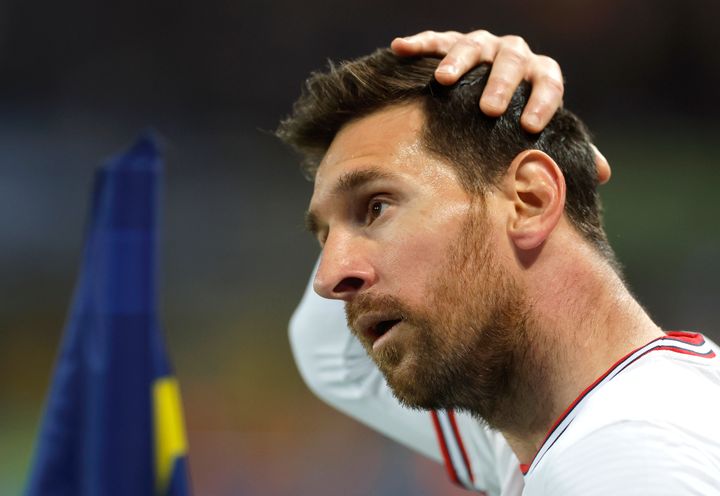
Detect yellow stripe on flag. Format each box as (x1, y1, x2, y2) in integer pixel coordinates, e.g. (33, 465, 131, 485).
(153, 377, 188, 494)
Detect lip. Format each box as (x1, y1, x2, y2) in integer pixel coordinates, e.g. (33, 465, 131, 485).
(352, 312, 403, 347)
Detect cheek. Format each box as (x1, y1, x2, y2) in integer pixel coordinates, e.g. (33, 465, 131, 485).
(380, 225, 464, 297)
(389, 241, 445, 283)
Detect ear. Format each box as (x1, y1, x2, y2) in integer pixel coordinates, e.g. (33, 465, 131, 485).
(505, 150, 566, 251)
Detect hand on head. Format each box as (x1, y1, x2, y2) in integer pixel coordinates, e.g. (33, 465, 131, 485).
(391, 30, 611, 185)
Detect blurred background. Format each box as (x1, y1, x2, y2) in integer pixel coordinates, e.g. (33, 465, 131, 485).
(1, 0, 719, 494)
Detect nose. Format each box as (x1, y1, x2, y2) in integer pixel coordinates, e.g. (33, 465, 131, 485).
(313, 231, 375, 301)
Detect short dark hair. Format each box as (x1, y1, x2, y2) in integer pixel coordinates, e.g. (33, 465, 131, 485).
(277, 48, 615, 263)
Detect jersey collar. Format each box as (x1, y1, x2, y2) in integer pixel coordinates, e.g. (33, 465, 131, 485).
(521, 331, 716, 476)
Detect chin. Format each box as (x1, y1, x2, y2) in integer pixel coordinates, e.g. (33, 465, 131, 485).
(381, 362, 445, 411)
(388, 382, 437, 410)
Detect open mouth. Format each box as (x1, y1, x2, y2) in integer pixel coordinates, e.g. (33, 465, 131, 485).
(368, 318, 402, 341)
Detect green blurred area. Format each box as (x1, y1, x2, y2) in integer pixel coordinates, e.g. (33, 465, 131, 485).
(600, 129, 720, 334)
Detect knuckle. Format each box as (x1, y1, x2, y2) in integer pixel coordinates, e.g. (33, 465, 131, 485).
(501, 45, 530, 67)
(535, 55, 563, 77)
(536, 54, 561, 70)
(538, 74, 565, 95)
(469, 29, 494, 40)
(529, 97, 555, 113)
(458, 37, 484, 51)
(442, 31, 463, 47)
(501, 35, 530, 52)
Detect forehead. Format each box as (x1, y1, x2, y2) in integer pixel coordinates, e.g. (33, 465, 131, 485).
(312, 104, 456, 197)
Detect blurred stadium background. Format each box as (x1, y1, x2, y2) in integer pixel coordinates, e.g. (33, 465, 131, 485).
(1, 0, 719, 494)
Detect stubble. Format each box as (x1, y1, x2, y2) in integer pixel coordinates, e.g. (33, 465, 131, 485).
(346, 207, 559, 435)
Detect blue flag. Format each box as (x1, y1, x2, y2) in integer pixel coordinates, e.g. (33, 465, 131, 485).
(26, 134, 192, 496)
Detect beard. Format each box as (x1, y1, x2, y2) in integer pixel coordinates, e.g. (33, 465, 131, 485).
(345, 207, 555, 433)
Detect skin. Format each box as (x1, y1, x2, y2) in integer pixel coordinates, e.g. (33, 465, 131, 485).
(391, 29, 612, 185)
(310, 105, 472, 301)
(392, 30, 563, 132)
(308, 103, 664, 464)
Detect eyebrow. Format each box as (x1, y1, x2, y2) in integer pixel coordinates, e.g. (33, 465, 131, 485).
(304, 167, 394, 237)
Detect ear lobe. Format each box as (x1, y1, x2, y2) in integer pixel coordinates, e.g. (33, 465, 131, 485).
(506, 150, 566, 251)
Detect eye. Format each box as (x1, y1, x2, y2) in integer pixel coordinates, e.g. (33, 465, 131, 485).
(367, 198, 389, 223)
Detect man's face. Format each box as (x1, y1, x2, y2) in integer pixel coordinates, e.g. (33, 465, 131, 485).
(308, 104, 534, 423)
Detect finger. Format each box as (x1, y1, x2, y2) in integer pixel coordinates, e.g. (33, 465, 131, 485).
(434, 30, 499, 85)
(520, 56, 564, 132)
(479, 35, 532, 117)
(391, 31, 462, 57)
(591, 144, 612, 185)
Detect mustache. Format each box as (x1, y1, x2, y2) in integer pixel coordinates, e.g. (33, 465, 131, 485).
(345, 293, 412, 333)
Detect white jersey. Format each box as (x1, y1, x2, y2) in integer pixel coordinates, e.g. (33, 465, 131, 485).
(290, 270, 720, 495)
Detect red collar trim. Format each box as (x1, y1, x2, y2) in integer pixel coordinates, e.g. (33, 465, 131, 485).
(520, 331, 714, 476)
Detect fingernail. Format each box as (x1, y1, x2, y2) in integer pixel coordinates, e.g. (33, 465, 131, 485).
(436, 64, 458, 75)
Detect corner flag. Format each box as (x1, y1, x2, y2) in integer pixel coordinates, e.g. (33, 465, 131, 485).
(25, 134, 192, 496)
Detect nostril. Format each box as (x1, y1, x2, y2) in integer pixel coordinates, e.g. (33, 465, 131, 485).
(333, 277, 364, 294)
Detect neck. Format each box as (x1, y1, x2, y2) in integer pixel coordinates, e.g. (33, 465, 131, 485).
(497, 227, 664, 465)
